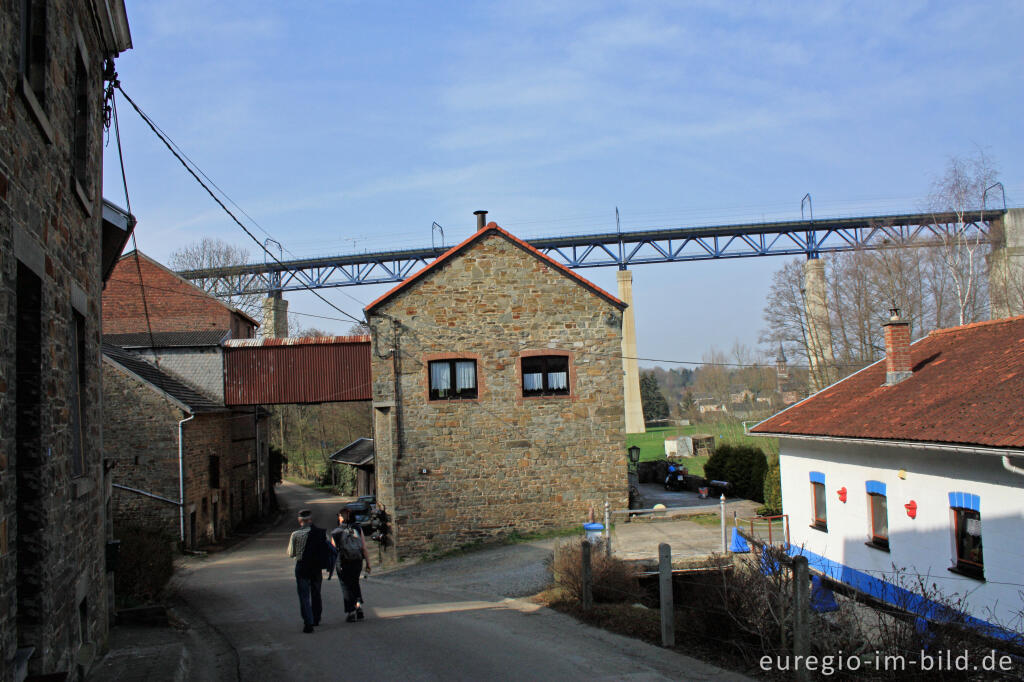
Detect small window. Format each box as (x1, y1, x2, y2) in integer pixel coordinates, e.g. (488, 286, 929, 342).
(20, 0, 47, 107)
(522, 355, 569, 396)
(428, 359, 477, 400)
(868, 493, 888, 549)
(209, 456, 220, 489)
(72, 48, 91, 194)
(811, 481, 827, 530)
(953, 507, 984, 579)
(70, 312, 85, 477)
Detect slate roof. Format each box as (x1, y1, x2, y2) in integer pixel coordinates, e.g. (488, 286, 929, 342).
(102, 344, 224, 413)
(364, 223, 626, 313)
(103, 330, 230, 348)
(328, 438, 374, 466)
(750, 315, 1024, 450)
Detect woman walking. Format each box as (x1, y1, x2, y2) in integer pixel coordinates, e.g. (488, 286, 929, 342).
(331, 507, 371, 621)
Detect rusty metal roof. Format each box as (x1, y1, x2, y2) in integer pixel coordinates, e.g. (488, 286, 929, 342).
(223, 336, 371, 405)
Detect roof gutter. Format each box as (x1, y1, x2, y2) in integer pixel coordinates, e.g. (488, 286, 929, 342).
(751, 431, 1024, 459)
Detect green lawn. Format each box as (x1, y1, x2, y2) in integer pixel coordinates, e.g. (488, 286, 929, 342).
(626, 422, 777, 476)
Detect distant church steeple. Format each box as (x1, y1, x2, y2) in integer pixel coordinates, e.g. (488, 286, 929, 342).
(775, 342, 789, 381)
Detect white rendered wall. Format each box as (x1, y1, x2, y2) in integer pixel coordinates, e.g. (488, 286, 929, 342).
(779, 437, 1024, 631)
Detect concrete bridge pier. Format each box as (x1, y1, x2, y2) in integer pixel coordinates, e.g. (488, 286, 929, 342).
(989, 208, 1024, 320)
(262, 291, 289, 338)
(617, 269, 646, 434)
(803, 258, 835, 392)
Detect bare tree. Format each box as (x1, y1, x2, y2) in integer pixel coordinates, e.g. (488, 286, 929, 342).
(926, 149, 998, 325)
(169, 238, 263, 319)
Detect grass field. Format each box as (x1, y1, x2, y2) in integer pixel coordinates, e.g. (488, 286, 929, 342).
(626, 421, 778, 477)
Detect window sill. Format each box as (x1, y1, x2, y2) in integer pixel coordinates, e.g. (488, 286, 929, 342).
(948, 565, 985, 582)
(809, 523, 828, 533)
(522, 393, 571, 400)
(19, 75, 54, 144)
(864, 541, 890, 553)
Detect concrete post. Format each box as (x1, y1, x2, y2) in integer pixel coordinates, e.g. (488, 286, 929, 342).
(802, 259, 834, 392)
(989, 208, 1024, 320)
(262, 291, 289, 338)
(792, 555, 810, 682)
(581, 540, 593, 611)
(604, 501, 612, 558)
(658, 543, 674, 647)
(617, 269, 646, 434)
(720, 493, 727, 553)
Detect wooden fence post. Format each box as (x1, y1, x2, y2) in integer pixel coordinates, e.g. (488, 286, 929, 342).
(581, 540, 593, 611)
(659, 543, 674, 647)
(792, 555, 810, 682)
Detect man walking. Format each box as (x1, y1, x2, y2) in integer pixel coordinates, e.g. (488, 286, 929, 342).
(287, 509, 332, 633)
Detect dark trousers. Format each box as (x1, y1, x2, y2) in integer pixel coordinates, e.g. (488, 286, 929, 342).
(338, 559, 363, 613)
(295, 562, 323, 625)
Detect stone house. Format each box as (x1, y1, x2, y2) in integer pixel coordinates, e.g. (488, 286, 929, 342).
(101, 253, 270, 548)
(102, 345, 269, 549)
(751, 313, 1024, 634)
(1, 1, 132, 679)
(365, 221, 628, 558)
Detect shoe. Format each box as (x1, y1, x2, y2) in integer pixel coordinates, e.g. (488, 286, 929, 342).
(303, 624, 314, 633)
(345, 612, 356, 623)
(313, 619, 320, 626)
(356, 607, 364, 620)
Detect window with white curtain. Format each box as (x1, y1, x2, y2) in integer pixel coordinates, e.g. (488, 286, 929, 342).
(428, 359, 477, 400)
(521, 355, 570, 396)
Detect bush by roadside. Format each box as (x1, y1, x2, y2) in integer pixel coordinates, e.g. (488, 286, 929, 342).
(703, 443, 767, 502)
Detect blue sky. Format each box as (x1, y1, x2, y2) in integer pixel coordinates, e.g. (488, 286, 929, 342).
(104, 1, 1024, 367)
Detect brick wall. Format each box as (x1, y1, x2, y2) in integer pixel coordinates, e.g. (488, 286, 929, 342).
(103, 253, 256, 337)
(368, 231, 628, 558)
(1, 2, 128, 678)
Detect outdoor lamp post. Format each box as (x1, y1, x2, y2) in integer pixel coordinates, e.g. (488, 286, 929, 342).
(628, 445, 641, 472)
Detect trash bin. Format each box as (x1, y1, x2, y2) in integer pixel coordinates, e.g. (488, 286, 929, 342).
(583, 522, 604, 544)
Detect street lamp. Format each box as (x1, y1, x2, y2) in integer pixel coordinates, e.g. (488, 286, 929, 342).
(627, 445, 641, 472)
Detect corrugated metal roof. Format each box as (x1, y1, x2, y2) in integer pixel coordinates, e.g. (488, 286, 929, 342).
(329, 438, 374, 466)
(751, 315, 1024, 449)
(103, 330, 230, 348)
(102, 344, 224, 413)
(223, 337, 371, 405)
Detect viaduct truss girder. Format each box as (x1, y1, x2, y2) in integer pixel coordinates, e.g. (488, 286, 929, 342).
(177, 210, 1006, 296)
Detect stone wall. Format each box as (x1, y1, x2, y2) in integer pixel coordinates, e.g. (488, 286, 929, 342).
(103, 362, 267, 548)
(1, 2, 128, 678)
(368, 230, 628, 557)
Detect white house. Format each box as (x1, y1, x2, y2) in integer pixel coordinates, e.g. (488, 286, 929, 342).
(751, 312, 1024, 635)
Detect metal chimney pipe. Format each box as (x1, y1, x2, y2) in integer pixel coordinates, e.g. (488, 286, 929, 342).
(474, 210, 488, 230)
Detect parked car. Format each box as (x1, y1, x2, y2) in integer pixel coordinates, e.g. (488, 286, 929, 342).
(346, 496, 376, 532)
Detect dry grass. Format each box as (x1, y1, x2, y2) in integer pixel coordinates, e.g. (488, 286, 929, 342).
(548, 538, 643, 604)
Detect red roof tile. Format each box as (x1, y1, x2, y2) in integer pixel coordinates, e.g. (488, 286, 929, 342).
(751, 315, 1024, 449)
(363, 223, 626, 313)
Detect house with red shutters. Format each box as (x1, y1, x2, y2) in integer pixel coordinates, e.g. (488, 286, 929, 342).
(751, 311, 1024, 634)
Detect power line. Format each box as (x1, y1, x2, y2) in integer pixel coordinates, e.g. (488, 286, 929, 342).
(114, 85, 366, 328)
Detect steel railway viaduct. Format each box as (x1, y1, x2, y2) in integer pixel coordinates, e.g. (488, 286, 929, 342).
(178, 207, 1024, 433)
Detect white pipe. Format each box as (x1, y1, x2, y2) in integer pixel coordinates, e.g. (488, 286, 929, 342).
(112, 483, 180, 506)
(1003, 456, 1024, 477)
(178, 413, 195, 543)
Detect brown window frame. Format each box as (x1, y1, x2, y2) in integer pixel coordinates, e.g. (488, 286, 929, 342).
(810, 481, 827, 530)
(867, 492, 889, 550)
(952, 507, 984, 579)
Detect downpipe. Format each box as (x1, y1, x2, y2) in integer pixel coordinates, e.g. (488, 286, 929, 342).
(178, 413, 195, 543)
(1003, 456, 1024, 477)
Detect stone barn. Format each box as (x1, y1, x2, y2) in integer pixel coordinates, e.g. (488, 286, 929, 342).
(365, 220, 628, 557)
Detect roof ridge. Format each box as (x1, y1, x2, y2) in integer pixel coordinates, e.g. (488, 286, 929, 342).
(929, 314, 1024, 336)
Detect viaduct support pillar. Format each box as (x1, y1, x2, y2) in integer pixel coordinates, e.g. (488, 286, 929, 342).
(617, 269, 646, 434)
(989, 208, 1024, 320)
(262, 291, 289, 338)
(803, 259, 835, 392)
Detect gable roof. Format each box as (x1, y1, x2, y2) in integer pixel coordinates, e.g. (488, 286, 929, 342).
(364, 222, 626, 314)
(751, 315, 1024, 450)
(329, 438, 374, 466)
(103, 330, 230, 348)
(102, 344, 224, 413)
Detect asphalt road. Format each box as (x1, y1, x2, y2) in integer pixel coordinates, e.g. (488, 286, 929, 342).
(172, 482, 748, 681)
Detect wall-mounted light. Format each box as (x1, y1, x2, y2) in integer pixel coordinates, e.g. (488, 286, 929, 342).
(627, 445, 641, 473)
(837, 486, 847, 503)
(898, 469, 907, 480)
(420, 468, 429, 475)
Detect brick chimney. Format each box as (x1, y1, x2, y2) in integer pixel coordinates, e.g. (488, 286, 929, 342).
(883, 307, 912, 385)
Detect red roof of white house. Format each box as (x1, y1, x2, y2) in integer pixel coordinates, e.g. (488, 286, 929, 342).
(751, 315, 1024, 449)
(364, 222, 626, 313)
